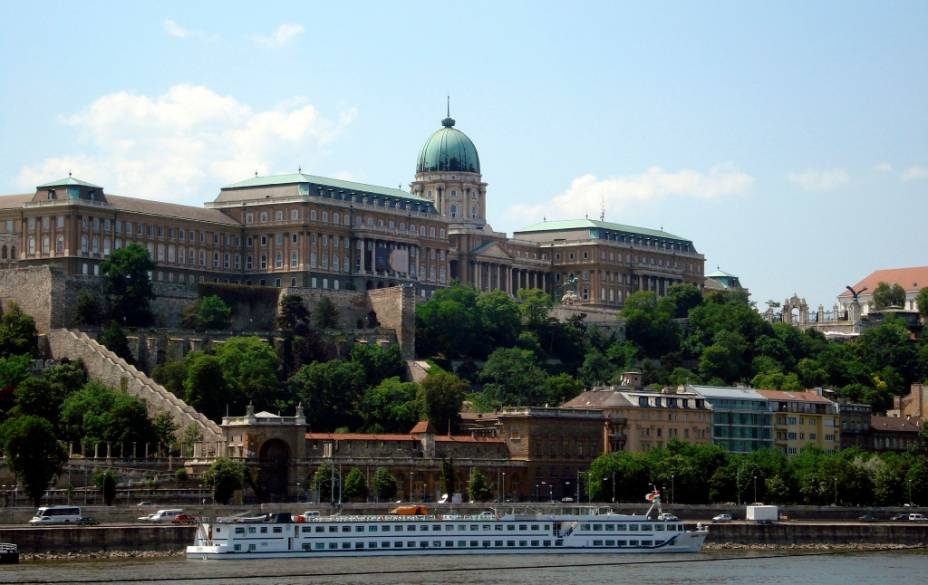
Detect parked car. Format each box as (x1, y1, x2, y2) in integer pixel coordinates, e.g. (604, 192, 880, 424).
(906, 513, 927, 521)
(138, 509, 184, 523)
(136, 501, 153, 507)
(890, 513, 909, 521)
(657, 513, 679, 522)
(712, 513, 733, 523)
(858, 514, 878, 522)
(561, 497, 575, 502)
(171, 514, 197, 525)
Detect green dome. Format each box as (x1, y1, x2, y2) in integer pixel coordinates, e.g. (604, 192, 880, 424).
(416, 117, 480, 174)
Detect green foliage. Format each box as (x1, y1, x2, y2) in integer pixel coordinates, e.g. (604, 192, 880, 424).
(99, 320, 133, 363)
(152, 360, 188, 397)
(181, 424, 203, 457)
(467, 467, 493, 502)
(665, 283, 703, 318)
(152, 412, 178, 455)
(0, 302, 38, 357)
(517, 288, 553, 329)
(540, 373, 584, 405)
(203, 458, 246, 505)
(100, 243, 155, 326)
(358, 377, 421, 433)
(415, 283, 480, 358)
(278, 295, 311, 333)
(0, 414, 66, 506)
(94, 469, 117, 506)
(578, 349, 613, 387)
(12, 377, 63, 422)
(175, 468, 189, 482)
(475, 290, 521, 351)
(60, 381, 156, 449)
(622, 292, 680, 358)
(183, 355, 228, 422)
(440, 456, 457, 497)
(917, 288, 928, 320)
(312, 462, 336, 502)
(372, 467, 398, 501)
(873, 281, 907, 310)
(419, 370, 467, 433)
(214, 337, 280, 411)
(314, 297, 339, 329)
(183, 295, 232, 331)
(479, 347, 547, 406)
(342, 467, 368, 502)
(74, 290, 105, 327)
(0, 354, 31, 420)
(350, 343, 405, 387)
(289, 360, 366, 431)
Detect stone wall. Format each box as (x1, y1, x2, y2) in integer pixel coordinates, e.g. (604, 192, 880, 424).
(368, 285, 416, 358)
(279, 286, 369, 329)
(0, 265, 61, 331)
(550, 304, 625, 339)
(45, 329, 222, 443)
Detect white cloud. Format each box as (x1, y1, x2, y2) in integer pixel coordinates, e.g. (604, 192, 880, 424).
(902, 165, 928, 181)
(252, 23, 304, 48)
(163, 19, 190, 38)
(505, 164, 753, 225)
(18, 84, 356, 202)
(873, 162, 893, 173)
(786, 168, 849, 192)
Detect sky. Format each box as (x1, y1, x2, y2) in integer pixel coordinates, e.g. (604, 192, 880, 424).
(1, 1, 926, 309)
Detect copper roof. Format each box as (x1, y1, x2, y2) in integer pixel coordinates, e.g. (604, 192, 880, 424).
(106, 195, 240, 226)
(839, 266, 928, 297)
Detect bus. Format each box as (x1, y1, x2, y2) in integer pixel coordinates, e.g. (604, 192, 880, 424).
(29, 506, 83, 525)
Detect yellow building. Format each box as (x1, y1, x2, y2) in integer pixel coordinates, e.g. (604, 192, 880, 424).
(757, 390, 839, 455)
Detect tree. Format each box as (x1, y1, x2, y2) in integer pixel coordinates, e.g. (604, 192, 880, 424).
(0, 302, 38, 357)
(203, 458, 246, 505)
(541, 373, 583, 405)
(440, 456, 457, 498)
(372, 467, 398, 501)
(94, 469, 118, 506)
(61, 381, 156, 449)
(517, 288, 552, 330)
(350, 343, 405, 387)
(418, 370, 467, 434)
(183, 295, 231, 331)
(152, 359, 188, 397)
(74, 290, 105, 327)
(917, 287, 928, 321)
(100, 243, 155, 326)
(0, 415, 66, 506)
(343, 467, 368, 502)
(872, 281, 907, 310)
(415, 283, 480, 358)
(183, 355, 229, 422)
(476, 290, 521, 351)
(278, 295, 311, 333)
(578, 349, 613, 387)
(358, 377, 421, 433)
(314, 297, 339, 329)
(152, 412, 178, 455)
(622, 291, 680, 358)
(312, 462, 336, 502)
(0, 354, 31, 420)
(479, 347, 547, 406)
(12, 377, 64, 423)
(289, 360, 366, 431)
(99, 320, 133, 363)
(181, 424, 203, 458)
(467, 467, 493, 502)
(214, 337, 280, 411)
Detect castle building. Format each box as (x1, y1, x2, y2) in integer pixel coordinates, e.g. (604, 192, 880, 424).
(0, 112, 704, 306)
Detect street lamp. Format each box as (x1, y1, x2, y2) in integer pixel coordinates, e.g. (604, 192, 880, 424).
(409, 471, 414, 502)
(753, 475, 758, 504)
(602, 477, 608, 503)
(502, 472, 506, 502)
(671, 474, 675, 505)
(833, 476, 838, 507)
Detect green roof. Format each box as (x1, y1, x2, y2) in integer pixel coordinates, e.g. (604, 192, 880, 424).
(515, 218, 689, 241)
(706, 269, 737, 278)
(36, 176, 102, 189)
(416, 117, 480, 174)
(222, 172, 428, 202)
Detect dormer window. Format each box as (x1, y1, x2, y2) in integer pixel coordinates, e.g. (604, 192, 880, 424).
(47, 189, 57, 200)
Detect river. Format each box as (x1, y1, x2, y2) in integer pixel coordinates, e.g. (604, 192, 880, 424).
(3, 550, 925, 584)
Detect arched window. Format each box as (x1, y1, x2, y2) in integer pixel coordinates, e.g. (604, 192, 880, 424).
(1, 245, 7, 259)
(41, 235, 50, 254)
(450, 204, 457, 218)
(80, 235, 88, 253)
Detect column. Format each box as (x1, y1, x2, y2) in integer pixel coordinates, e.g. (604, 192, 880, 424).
(495, 264, 501, 292)
(359, 238, 367, 274)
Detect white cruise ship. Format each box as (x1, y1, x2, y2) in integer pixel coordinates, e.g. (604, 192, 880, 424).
(187, 503, 708, 560)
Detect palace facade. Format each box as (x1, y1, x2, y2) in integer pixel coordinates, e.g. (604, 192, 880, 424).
(0, 113, 704, 306)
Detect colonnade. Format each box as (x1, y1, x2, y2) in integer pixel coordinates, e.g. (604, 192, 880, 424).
(470, 260, 546, 295)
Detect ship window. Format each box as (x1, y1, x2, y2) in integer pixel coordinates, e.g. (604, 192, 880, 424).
(482, 525, 491, 531)
(641, 540, 653, 546)
(593, 524, 602, 531)
(543, 540, 552, 546)
(618, 540, 627, 547)
(355, 526, 364, 532)
(629, 540, 639, 546)
(457, 525, 466, 531)
(494, 525, 503, 531)
(482, 540, 491, 547)
(368, 542, 377, 549)
(354, 542, 364, 549)
(381, 525, 390, 532)
(470, 525, 478, 531)
(457, 540, 467, 547)
(248, 527, 256, 534)
(469, 540, 478, 547)
(531, 540, 540, 546)
(407, 541, 415, 548)
(328, 543, 337, 550)
(615, 524, 627, 531)
(641, 524, 652, 532)
(302, 543, 312, 551)
(406, 525, 416, 532)
(606, 539, 615, 546)
(394, 542, 403, 548)
(593, 539, 603, 546)
(381, 542, 391, 548)
(432, 525, 441, 532)
(234, 544, 241, 551)
(581, 524, 590, 531)
(272, 527, 282, 534)
(604, 524, 614, 531)
(445, 540, 453, 547)
(248, 544, 256, 551)
(368, 525, 378, 532)
(495, 540, 504, 547)
(341, 526, 351, 533)
(432, 540, 441, 547)
(544, 524, 551, 531)
(629, 525, 639, 532)
(555, 539, 563, 546)
(519, 540, 527, 547)
(301, 526, 312, 533)
(314, 543, 324, 550)
(519, 524, 527, 530)
(328, 526, 337, 533)
(506, 525, 515, 531)
(506, 540, 515, 547)
(235, 527, 245, 534)
(315, 526, 324, 533)
(342, 543, 351, 549)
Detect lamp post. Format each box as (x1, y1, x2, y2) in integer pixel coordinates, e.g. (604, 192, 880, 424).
(296, 481, 301, 503)
(833, 476, 838, 507)
(671, 474, 675, 505)
(409, 471, 414, 503)
(611, 471, 616, 503)
(753, 475, 758, 504)
(502, 472, 506, 502)
(602, 477, 608, 503)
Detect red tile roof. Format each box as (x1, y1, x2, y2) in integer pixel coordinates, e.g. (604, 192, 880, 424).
(870, 416, 922, 432)
(755, 389, 834, 404)
(304, 432, 503, 444)
(838, 266, 928, 297)
(409, 421, 433, 434)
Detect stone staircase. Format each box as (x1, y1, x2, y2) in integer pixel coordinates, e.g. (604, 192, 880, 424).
(46, 329, 222, 443)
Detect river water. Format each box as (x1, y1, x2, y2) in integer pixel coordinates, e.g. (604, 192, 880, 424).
(3, 550, 926, 585)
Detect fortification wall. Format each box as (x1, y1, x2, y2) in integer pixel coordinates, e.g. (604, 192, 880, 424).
(0, 265, 61, 331)
(45, 329, 222, 443)
(279, 286, 369, 329)
(368, 285, 416, 358)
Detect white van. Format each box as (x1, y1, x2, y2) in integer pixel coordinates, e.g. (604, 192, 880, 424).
(29, 506, 83, 525)
(138, 509, 184, 522)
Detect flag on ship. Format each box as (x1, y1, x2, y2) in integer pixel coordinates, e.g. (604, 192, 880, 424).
(645, 489, 661, 502)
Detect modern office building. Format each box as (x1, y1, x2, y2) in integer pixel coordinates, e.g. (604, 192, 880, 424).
(687, 386, 773, 453)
